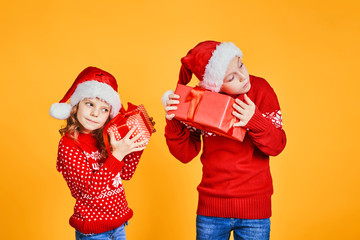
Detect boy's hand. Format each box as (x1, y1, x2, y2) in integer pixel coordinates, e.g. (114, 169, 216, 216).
(232, 94, 255, 127)
(164, 94, 180, 120)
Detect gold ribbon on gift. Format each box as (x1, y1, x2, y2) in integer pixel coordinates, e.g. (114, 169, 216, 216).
(185, 86, 206, 121)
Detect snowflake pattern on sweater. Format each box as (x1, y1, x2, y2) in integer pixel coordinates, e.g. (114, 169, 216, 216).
(263, 110, 283, 129)
(182, 109, 284, 138)
(56, 133, 141, 234)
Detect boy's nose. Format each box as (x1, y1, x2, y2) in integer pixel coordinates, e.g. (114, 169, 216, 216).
(238, 71, 246, 82)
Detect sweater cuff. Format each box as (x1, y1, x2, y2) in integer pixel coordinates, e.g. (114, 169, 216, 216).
(103, 154, 124, 174)
(165, 118, 184, 133)
(246, 108, 272, 132)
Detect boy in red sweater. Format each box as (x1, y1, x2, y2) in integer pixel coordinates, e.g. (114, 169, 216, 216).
(162, 41, 286, 240)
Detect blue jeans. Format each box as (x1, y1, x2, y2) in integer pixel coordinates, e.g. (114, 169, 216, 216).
(196, 215, 270, 240)
(75, 223, 127, 240)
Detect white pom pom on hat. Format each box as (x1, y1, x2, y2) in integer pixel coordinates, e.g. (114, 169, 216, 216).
(49, 66, 121, 120)
(49, 103, 73, 120)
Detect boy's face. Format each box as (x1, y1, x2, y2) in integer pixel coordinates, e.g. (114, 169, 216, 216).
(220, 56, 251, 95)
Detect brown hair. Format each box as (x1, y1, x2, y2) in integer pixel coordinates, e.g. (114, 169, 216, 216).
(59, 103, 110, 159)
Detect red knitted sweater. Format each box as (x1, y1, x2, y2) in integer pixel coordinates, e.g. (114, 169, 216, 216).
(165, 75, 286, 219)
(57, 133, 141, 234)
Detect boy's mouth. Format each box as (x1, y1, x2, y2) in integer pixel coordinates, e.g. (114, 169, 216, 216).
(243, 81, 249, 88)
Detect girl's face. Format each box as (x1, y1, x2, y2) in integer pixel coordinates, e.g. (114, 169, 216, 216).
(76, 98, 111, 134)
(220, 56, 251, 95)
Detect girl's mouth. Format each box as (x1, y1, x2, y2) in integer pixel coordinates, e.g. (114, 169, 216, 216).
(86, 118, 98, 124)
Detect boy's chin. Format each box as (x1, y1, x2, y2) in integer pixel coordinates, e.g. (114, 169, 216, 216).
(241, 83, 251, 94)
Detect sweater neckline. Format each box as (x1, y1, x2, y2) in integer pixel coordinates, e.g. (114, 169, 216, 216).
(77, 132, 98, 146)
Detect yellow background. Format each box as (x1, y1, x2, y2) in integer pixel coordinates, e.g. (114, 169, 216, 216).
(1, 0, 359, 239)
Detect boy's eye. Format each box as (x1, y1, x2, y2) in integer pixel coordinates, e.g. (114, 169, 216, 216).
(228, 75, 235, 82)
(239, 62, 244, 69)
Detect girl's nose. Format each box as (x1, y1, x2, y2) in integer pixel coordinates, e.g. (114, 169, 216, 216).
(90, 109, 99, 117)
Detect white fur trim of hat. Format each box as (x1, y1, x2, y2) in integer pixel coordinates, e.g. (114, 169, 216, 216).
(200, 42, 243, 92)
(49, 80, 121, 120)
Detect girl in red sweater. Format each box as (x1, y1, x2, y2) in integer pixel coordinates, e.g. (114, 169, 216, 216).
(162, 41, 286, 240)
(50, 67, 147, 240)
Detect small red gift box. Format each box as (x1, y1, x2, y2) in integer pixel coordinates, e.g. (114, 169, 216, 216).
(169, 84, 246, 142)
(103, 103, 155, 154)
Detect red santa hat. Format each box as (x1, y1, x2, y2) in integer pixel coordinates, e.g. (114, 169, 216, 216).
(180, 40, 242, 92)
(161, 41, 242, 106)
(49, 66, 121, 120)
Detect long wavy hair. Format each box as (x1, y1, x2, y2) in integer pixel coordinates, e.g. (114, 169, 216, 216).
(59, 103, 110, 159)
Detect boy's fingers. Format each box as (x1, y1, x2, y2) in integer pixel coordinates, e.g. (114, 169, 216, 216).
(166, 114, 175, 120)
(166, 99, 180, 106)
(244, 94, 255, 106)
(235, 98, 248, 109)
(233, 103, 245, 114)
(165, 106, 177, 112)
(233, 111, 246, 120)
(234, 121, 246, 127)
(169, 94, 180, 99)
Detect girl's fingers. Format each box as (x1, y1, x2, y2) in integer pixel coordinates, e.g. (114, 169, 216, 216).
(124, 127, 137, 140)
(132, 146, 146, 152)
(133, 140, 148, 148)
(129, 131, 144, 143)
(109, 130, 116, 143)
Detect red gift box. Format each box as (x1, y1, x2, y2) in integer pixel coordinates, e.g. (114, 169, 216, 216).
(169, 84, 246, 142)
(103, 103, 155, 154)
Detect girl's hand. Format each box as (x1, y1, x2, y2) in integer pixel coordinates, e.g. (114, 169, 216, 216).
(109, 127, 148, 161)
(232, 94, 256, 127)
(164, 94, 180, 120)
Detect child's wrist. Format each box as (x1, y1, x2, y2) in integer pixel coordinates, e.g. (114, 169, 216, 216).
(111, 151, 125, 161)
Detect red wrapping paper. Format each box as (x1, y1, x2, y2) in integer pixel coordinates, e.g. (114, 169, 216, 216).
(103, 103, 155, 154)
(169, 84, 246, 142)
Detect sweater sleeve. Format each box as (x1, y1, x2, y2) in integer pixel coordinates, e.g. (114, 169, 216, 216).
(56, 139, 124, 198)
(164, 118, 202, 163)
(245, 81, 287, 156)
(120, 151, 142, 180)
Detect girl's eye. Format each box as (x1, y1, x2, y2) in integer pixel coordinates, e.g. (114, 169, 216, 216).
(239, 62, 244, 69)
(86, 102, 93, 107)
(102, 108, 109, 113)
